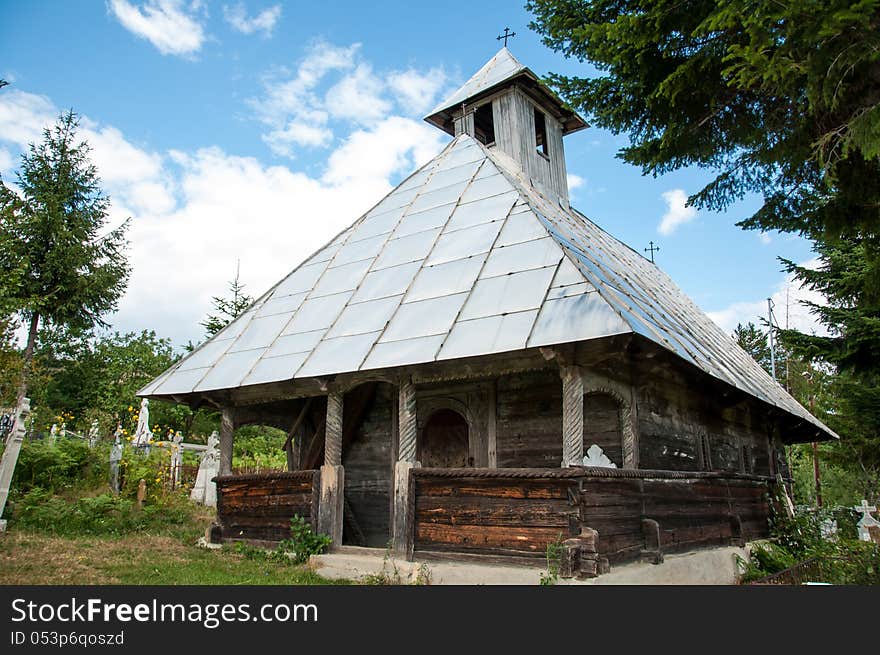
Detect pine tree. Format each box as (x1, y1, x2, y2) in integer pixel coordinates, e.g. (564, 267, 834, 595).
(733, 322, 772, 376)
(200, 263, 253, 338)
(0, 110, 130, 404)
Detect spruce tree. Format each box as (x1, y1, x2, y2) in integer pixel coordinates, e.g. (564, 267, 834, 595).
(0, 110, 130, 404)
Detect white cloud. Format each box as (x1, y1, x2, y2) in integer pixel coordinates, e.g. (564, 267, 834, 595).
(759, 232, 772, 245)
(387, 68, 447, 115)
(325, 64, 390, 124)
(223, 3, 281, 37)
(0, 84, 448, 347)
(567, 173, 584, 192)
(658, 188, 697, 235)
(706, 258, 829, 337)
(250, 42, 359, 153)
(0, 146, 15, 174)
(250, 42, 448, 156)
(108, 0, 205, 57)
(323, 116, 444, 186)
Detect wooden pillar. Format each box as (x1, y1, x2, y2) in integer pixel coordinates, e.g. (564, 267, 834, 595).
(621, 388, 639, 469)
(219, 408, 235, 476)
(487, 381, 497, 468)
(318, 391, 344, 546)
(392, 377, 418, 556)
(560, 365, 584, 467)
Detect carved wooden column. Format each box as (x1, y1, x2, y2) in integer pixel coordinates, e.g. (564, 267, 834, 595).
(218, 408, 235, 476)
(392, 377, 418, 556)
(318, 391, 344, 547)
(621, 388, 639, 469)
(560, 365, 584, 467)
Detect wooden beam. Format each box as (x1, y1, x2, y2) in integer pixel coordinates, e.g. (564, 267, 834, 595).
(219, 408, 235, 476)
(281, 398, 313, 452)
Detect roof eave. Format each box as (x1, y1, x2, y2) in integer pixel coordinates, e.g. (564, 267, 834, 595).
(424, 69, 589, 137)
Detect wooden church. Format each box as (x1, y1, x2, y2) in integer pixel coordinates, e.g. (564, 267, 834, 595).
(140, 48, 834, 577)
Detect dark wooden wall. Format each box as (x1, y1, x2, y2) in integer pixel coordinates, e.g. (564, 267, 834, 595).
(410, 468, 772, 566)
(496, 369, 562, 467)
(634, 355, 773, 476)
(579, 473, 770, 563)
(412, 470, 576, 559)
(342, 383, 394, 547)
(215, 470, 319, 544)
(583, 392, 623, 466)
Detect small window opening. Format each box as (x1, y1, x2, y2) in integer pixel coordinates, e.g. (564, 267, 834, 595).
(474, 103, 495, 145)
(534, 108, 548, 156)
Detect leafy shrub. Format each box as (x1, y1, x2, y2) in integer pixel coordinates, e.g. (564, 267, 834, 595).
(230, 516, 331, 566)
(13, 438, 104, 494)
(9, 488, 197, 537)
(740, 502, 880, 584)
(280, 515, 332, 564)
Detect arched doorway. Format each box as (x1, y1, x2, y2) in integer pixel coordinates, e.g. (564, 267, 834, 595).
(420, 408, 470, 468)
(583, 392, 623, 467)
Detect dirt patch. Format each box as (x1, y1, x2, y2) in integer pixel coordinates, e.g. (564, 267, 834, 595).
(0, 532, 119, 584)
(0, 532, 200, 585)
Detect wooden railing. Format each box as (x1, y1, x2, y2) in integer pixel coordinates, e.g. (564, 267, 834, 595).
(409, 467, 773, 568)
(214, 470, 320, 545)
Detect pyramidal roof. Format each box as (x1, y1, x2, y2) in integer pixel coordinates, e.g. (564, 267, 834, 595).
(425, 48, 587, 136)
(428, 47, 527, 117)
(139, 135, 832, 439)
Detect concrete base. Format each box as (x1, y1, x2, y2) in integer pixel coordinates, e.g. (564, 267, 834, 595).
(309, 545, 748, 585)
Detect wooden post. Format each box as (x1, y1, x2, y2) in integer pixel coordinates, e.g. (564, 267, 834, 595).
(318, 391, 344, 546)
(560, 365, 584, 467)
(487, 380, 497, 468)
(219, 408, 235, 476)
(282, 398, 312, 472)
(392, 377, 418, 556)
(0, 397, 30, 530)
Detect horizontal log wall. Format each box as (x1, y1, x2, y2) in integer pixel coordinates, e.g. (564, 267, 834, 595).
(411, 468, 772, 565)
(215, 470, 320, 544)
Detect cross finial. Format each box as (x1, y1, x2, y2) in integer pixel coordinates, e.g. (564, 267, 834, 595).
(497, 27, 516, 47)
(644, 240, 660, 264)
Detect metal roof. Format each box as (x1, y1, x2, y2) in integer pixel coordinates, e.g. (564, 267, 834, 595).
(139, 135, 833, 438)
(424, 48, 587, 136)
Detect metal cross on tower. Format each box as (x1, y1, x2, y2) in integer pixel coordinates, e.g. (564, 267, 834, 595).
(644, 241, 660, 263)
(497, 27, 516, 47)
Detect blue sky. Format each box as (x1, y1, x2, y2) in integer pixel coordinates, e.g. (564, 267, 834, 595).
(0, 1, 824, 349)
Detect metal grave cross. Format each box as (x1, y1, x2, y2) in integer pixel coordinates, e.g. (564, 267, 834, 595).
(644, 241, 660, 264)
(497, 27, 516, 47)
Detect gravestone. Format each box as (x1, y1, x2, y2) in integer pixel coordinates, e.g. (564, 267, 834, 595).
(853, 500, 880, 543)
(169, 431, 184, 488)
(49, 423, 58, 444)
(190, 431, 220, 507)
(0, 398, 31, 532)
(87, 420, 99, 449)
(109, 426, 123, 495)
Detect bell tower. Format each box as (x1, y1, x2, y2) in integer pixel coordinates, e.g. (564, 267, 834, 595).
(425, 48, 587, 207)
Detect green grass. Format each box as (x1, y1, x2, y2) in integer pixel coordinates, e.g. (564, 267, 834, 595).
(0, 531, 352, 585)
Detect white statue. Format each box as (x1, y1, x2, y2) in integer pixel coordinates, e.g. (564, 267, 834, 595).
(132, 398, 153, 450)
(49, 423, 58, 443)
(191, 431, 220, 507)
